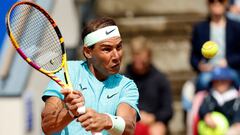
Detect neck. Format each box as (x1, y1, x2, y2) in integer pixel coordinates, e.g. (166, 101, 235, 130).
(211, 15, 226, 26)
(87, 62, 107, 81)
(131, 64, 150, 76)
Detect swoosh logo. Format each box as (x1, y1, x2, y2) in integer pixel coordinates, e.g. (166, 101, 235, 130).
(105, 29, 115, 35)
(79, 84, 87, 91)
(107, 92, 118, 99)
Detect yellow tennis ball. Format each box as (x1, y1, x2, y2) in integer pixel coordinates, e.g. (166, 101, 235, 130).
(201, 41, 219, 59)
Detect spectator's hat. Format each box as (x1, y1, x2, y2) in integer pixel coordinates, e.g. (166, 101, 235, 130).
(211, 67, 233, 81)
(208, 66, 240, 90)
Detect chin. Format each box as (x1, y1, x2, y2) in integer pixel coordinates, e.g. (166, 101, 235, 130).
(108, 69, 120, 75)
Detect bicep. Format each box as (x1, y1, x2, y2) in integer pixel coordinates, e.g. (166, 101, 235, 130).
(116, 103, 137, 135)
(116, 102, 137, 122)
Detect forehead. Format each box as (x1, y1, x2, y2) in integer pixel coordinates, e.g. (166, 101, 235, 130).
(95, 36, 122, 46)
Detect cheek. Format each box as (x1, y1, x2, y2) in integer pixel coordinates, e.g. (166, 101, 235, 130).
(119, 51, 123, 60)
(211, 5, 225, 14)
(93, 53, 111, 67)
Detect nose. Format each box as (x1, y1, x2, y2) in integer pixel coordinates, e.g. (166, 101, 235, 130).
(111, 49, 121, 62)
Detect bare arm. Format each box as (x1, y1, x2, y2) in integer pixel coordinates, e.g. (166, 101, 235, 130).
(41, 89, 85, 134)
(76, 102, 137, 135)
(117, 103, 137, 135)
(41, 97, 74, 134)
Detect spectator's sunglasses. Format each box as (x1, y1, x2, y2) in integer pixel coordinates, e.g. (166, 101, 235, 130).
(208, 0, 226, 3)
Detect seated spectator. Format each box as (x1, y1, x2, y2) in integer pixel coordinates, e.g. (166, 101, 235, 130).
(190, 0, 240, 93)
(198, 67, 240, 135)
(125, 36, 173, 135)
(182, 0, 240, 129)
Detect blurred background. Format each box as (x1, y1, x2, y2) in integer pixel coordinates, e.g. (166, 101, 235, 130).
(0, 0, 211, 135)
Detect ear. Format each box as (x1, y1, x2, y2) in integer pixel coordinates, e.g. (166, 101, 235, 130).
(83, 46, 92, 59)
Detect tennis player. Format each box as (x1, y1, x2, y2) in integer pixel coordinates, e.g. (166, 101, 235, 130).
(41, 17, 140, 135)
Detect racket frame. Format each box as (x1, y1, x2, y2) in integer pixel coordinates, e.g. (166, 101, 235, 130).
(6, 1, 72, 89)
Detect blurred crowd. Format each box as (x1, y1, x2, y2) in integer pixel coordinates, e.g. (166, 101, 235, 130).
(75, 0, 240, 134)
(182, 0, 240, 135)
(118, 0, 240, 135)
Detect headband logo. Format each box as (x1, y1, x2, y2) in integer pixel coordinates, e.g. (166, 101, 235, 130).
(84, 26, 120, 46)
(105, 29, 115, 35)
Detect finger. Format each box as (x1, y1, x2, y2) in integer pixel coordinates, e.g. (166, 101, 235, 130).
(81, 118, 92, 128)
(85, 124, 93, 131)
(71, 98, 84, 105)
(85, 121, 97, 131)
(66, 103, 78, 110)
(72, 90, 82, 95)
(65, 94, 81, 103)
(61, 89, 72, 94)
(76, 102, 85, 108)
(77, 113, 91, 123)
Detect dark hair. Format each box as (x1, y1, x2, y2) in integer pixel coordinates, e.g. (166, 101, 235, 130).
(207, 0, 227, 4)
(81, 17, 117, 45)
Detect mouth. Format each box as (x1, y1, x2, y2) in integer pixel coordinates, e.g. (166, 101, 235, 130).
(111, 63, 120, 70)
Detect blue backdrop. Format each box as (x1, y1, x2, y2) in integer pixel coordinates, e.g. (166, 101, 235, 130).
(0, 0, 18, 51)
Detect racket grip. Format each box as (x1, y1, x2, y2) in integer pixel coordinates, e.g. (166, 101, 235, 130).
(77, 106, 103, 135)
(77, 106, 86, 114)
(93, 133, 103, 135)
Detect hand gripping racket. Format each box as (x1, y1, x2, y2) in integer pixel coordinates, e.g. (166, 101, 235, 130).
(6, 1, 88, 119)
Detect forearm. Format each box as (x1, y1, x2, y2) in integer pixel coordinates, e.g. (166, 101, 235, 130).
(41, 97, 75, 134)
(42, 107, 74, 134)
(122, 117, 136, 135)
(115, 103, 137, 135)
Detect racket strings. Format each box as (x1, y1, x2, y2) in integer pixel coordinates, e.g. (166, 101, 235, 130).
(9, 4, 63, 72)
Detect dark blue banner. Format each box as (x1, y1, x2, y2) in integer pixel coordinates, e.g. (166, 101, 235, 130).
(0, 0, 18, 51)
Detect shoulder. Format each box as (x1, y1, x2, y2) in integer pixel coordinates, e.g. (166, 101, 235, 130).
(193, 20, 209, 30)
(227, 18, 240, 30)
(112, 74, 137, 89)
(67, 60, 85, 67)
(150, 65, 168, 81)
(67, 60, 86, 71)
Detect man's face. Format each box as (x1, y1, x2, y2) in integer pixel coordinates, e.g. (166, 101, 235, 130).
(208, 0, 226, 17)
(132, 50, 151, 75)
(89, 36, 123, 77)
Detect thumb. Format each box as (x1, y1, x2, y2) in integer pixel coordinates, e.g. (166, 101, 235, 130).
(61, 88, 72, 95)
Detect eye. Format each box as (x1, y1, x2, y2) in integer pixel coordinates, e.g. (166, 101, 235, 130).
(102, 47, 112, 52)
(116, 43, 122, 51)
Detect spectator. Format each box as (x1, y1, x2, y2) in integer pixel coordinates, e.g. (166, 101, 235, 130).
(198, 67, 240, 135)
(190, 0, 240, 92)
(125, 36, 173, 135)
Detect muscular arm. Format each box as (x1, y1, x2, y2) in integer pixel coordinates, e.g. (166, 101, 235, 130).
(41, 96, 74, 134)
(116, 103, 137, 135)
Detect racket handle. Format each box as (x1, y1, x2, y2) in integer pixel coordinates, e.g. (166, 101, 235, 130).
(93, 133, 103, 135)
(77, 106, 86, 114)
(77, 106, 103, 135)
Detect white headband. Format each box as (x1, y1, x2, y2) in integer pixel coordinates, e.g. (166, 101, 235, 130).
(83, 26, 121, 47)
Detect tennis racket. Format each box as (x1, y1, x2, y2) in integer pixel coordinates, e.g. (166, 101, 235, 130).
(5, 1, 87, 117)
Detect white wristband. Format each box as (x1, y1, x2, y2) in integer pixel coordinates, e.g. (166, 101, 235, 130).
(105, 114, 126, 135)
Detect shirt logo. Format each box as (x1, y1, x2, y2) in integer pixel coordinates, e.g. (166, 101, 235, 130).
(79, 84, 87, 91)
(107, 92, 118, 99)
(81, 87, 87, 91)
(105, 29, 115, 35)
